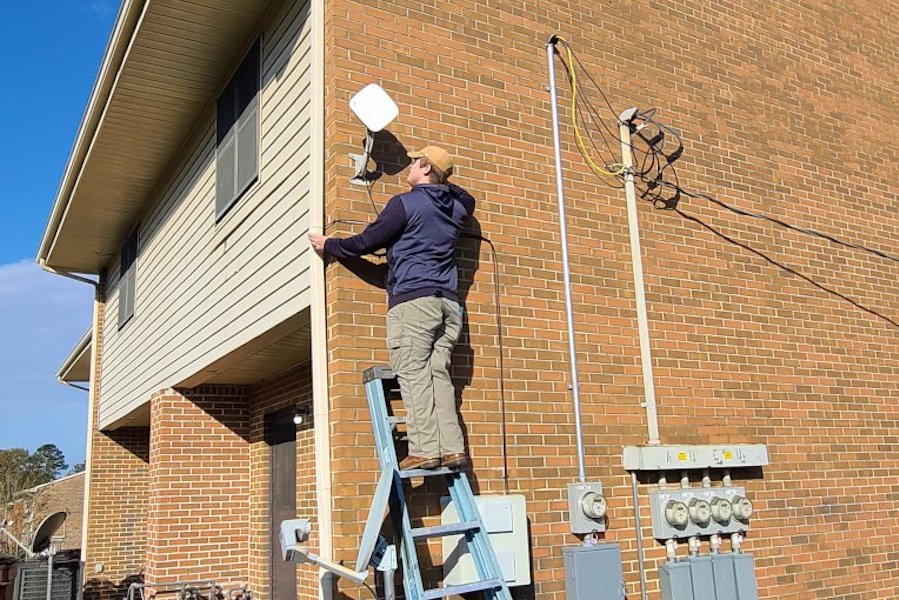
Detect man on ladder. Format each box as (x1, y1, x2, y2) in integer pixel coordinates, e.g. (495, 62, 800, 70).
(310, 145, 475, 470)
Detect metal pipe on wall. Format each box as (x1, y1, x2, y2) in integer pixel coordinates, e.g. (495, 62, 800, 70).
(618, 118, 661, 446)
(631, 471, 649, 600)
(546, 37, 587, 483)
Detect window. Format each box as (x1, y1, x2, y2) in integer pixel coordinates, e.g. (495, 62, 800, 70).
(118, 227, 138, 329)
(216, 39, 261, 220)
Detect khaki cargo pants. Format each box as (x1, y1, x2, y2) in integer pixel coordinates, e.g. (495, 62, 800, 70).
(387, 296, 465, 459)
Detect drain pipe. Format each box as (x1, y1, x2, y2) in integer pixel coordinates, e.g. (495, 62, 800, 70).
(37, 260, 100, 561)
(40, 266, 95, 433)
(546, 35, 587, 483)
(38, 261, 99, 288)
(630, 472, 648, 600)
(310, 0, 333, 598)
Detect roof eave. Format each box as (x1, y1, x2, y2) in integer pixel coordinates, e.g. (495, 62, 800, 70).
(57, 329, 93, 384)
(36, 0, 146, 271)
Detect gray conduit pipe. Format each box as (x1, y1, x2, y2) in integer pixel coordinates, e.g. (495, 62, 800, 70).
(546, 35, 587, 484)
(631, 471, 648, 600)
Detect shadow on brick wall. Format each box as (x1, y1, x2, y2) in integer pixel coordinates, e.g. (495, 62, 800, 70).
(177, 387, 251, 443)
(83, 572, 143, 600)
(105, 427, 150, 463)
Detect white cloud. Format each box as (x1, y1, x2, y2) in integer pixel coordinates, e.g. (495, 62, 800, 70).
(79, 0, 116, 23)
(0, 260, 93, 464)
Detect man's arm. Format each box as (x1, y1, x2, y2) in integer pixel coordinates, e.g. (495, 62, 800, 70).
(315, 195, 406, 258)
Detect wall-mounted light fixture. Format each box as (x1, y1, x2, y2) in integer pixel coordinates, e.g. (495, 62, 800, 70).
(293, 406, 311, 426)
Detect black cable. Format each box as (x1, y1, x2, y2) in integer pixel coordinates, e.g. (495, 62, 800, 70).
(365, 177, 380, 216)
(459, 231, 510, 493)
(657, 181, 899, 264)
(673, 206, 899, 329)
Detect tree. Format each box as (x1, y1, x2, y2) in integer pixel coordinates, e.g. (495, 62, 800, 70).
(28, 445, 68, 482)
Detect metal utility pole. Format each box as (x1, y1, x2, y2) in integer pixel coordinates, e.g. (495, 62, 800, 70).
(546, 37, 587, 483)
(618, 112, 661, 446)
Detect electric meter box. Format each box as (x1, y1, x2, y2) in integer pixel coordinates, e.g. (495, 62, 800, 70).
(568, 481, 607, 534)
(562, 544, 625, 600)
(441, 495, 530, 587)
(649, 487, 750, 540)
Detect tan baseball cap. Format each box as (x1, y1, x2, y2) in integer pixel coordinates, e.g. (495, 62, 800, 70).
(407, 146, 454, 174)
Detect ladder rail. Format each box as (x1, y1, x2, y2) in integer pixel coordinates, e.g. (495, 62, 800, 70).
(363, 368, 512, 600)
(447, 473, 513, 600)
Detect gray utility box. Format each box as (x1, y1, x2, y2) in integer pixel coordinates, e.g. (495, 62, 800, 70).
(660, 553, 758, 600)
(562, 544, 624, 600)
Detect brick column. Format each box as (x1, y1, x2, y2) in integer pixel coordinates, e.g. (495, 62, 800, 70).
(145, 386, 250, 589)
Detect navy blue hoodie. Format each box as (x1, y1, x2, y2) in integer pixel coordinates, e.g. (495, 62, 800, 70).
(324, 184, 475, 308)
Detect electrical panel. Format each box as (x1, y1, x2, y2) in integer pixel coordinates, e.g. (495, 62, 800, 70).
(441, 494, 530, 587)
(660, 553, 758, 600)
(649, 486, 751, 540)
(562, 544, 625, 600)
(568, 482, 607, 534)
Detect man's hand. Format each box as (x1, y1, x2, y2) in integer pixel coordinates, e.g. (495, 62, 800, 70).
(309, 232, 328, 255)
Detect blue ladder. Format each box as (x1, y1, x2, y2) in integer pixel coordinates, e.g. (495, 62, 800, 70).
(360, 366, 513, 600)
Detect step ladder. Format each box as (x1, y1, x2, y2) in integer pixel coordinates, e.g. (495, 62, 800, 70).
(360, 366, 513, 600)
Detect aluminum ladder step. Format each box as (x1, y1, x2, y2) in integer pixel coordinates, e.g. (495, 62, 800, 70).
(423, 578, 505, 600)
(399, 466, 457, 479)
(411, 520, 481, 540)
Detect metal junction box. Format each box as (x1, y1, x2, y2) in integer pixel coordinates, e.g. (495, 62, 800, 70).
(562, 544, 624, 600)
(623, 445, 769, 471)
(441, 494, 530, 587)
(660, 553, 758, 600)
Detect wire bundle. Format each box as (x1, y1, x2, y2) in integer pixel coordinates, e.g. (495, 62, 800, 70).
(552, 37, 899, 267)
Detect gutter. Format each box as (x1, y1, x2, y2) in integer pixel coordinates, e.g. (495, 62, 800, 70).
(309, 1, 333, 599)
(79, 281, 105, 567)
(36, 0, 146, 266)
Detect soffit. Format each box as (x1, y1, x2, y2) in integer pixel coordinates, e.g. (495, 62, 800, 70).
(57, 329, 93, 383)
(44, 0, 272, 272)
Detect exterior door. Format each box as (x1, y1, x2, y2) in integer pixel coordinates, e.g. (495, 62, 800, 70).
(266, 409, 297, 600)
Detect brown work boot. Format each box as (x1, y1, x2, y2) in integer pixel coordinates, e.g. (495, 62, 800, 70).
(399, 455, 440, 470)
(440, 453, 468, 469)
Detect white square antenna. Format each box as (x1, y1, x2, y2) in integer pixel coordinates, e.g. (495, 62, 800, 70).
(350, 84, 399, 132)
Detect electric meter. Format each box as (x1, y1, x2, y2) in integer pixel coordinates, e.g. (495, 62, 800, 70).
(664, 500, 689, 528)
(710, 497, 733, 524)
(580, 492, 608, 520)
(732, 496, 753, 521)
(688, 498, 712, 527)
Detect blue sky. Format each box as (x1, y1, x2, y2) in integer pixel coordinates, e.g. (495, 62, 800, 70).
(0, 2, 117, 466)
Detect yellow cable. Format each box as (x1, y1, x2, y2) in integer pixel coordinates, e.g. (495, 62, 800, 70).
(555, 37, 625, 177)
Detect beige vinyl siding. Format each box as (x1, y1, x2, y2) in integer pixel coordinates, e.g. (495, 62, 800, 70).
(100, 0, 315, 428)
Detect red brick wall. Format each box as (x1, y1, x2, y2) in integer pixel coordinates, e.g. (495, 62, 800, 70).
(321, 1, 899, 599)
(248, 363, 317, 600)
(145, 387, 250, 588)
(82, 426, 150, 600)
(11, 473, 86, 552)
